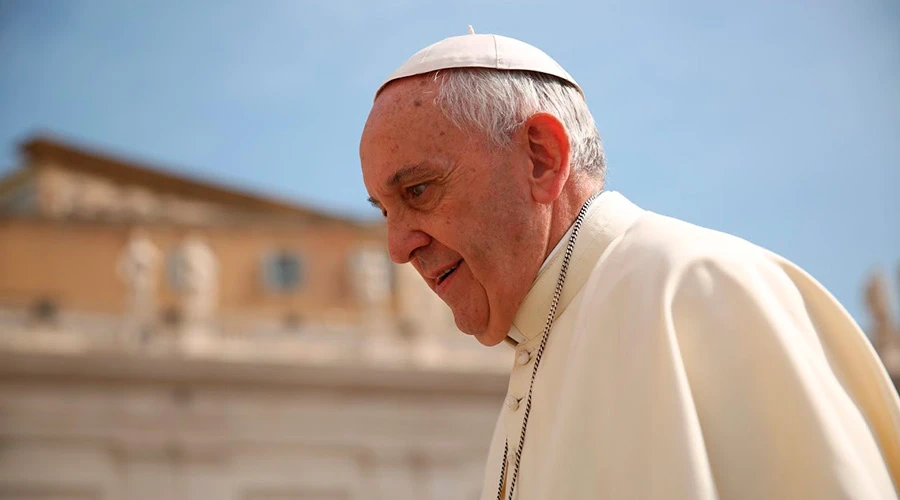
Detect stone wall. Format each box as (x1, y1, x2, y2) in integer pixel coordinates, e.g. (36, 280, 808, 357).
(0, 351, 507, 500)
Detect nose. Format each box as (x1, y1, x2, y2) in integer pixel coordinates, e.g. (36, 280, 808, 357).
(387, 215, 431, 264)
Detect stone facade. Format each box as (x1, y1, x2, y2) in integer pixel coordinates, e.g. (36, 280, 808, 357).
(0, 136, 510, 500)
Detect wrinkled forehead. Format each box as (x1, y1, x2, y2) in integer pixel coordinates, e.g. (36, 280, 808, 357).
(360, 79, 450, 181)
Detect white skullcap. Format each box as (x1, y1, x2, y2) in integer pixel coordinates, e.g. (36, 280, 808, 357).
(375, 26, 582, 100)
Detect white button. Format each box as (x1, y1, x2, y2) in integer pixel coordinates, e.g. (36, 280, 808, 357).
(516, 350, 531, 366)
(505, 396, 520, 411)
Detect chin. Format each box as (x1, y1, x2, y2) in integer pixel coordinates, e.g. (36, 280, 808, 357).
(455, 317, 508, 347)
(452, 315, 492, 345)
(473, 331, 507, 347)
(450, 304, 510, 347)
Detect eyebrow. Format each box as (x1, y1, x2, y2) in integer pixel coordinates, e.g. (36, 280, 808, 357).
(388, 163, 435, 187)
(366, 163, 437, 209)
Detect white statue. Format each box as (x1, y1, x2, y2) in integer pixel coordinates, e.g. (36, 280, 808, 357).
(171, 234, 219, 354)
(117, 228, 161, 342)
(867, 271, 900, 375)
(173, 234, 219, 325)
(350, 244, 393, 307)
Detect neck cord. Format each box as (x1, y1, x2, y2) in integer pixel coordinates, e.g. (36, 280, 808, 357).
(496, 191, 602, 500)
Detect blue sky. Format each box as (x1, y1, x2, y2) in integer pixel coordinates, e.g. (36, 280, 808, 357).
(0, 0, 897, 326)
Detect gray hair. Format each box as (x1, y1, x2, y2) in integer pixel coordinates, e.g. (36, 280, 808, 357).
(433, 68, 606, 180)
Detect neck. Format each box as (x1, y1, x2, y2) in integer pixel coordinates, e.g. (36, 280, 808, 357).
(541, 182, 601, 265)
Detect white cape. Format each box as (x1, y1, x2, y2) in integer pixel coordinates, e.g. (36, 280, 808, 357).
(481, 192, 900, 500)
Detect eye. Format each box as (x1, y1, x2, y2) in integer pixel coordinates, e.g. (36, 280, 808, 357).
(406, 183, 428, 198)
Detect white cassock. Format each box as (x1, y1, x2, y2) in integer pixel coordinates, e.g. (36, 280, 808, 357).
(480, 191, 900, 500)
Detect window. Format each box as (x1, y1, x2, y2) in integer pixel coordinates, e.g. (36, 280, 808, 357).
(263, 251, 304, 292)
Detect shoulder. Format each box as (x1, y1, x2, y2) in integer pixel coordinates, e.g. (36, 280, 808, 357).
(611, 211, 841, 319)
(586, 210, 830, 317)
(607, 211, 778, 278)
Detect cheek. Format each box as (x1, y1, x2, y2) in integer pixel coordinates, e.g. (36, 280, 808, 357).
(460, 221, 522, 292)
(435, 171, 531, 289)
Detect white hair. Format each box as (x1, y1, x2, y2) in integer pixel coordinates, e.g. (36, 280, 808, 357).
(433, 69, 606, 180)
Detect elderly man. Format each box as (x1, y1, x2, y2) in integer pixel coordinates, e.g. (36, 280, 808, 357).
(359, 30, 900, 500)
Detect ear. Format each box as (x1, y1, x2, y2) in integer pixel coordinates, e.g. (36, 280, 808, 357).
(522, 112, 571, 204)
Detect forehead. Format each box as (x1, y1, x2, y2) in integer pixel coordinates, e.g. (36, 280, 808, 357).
(362, 76, 442, 145)
(360, 77, 459, 188)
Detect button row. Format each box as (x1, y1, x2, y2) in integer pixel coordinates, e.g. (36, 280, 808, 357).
(505, 349, 531, 413)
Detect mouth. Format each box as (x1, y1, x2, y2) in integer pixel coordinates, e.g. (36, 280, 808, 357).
(434, 260, 462, 288)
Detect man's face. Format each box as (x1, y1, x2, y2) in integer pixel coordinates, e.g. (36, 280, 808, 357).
(360, 77, 544, 346)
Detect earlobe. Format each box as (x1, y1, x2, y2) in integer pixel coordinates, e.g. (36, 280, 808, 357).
(525, 112, 571, 205)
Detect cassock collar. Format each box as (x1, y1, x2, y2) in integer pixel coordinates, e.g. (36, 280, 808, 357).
(506, 191, 645, 346)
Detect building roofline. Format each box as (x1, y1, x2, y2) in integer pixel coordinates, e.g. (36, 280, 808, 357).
(19, 133, 360, 226)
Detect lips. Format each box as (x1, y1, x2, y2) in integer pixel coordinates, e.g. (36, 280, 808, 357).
(435, 261, 460, 286)
(426, 258, 464, 291)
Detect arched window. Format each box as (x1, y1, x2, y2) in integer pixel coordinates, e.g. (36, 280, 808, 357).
(262, 250, 304, 292)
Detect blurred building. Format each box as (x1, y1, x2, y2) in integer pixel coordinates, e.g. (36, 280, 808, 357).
(0, 136, 509, 500)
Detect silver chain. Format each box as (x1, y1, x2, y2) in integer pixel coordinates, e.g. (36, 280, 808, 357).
(496, 191, 602, 500)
